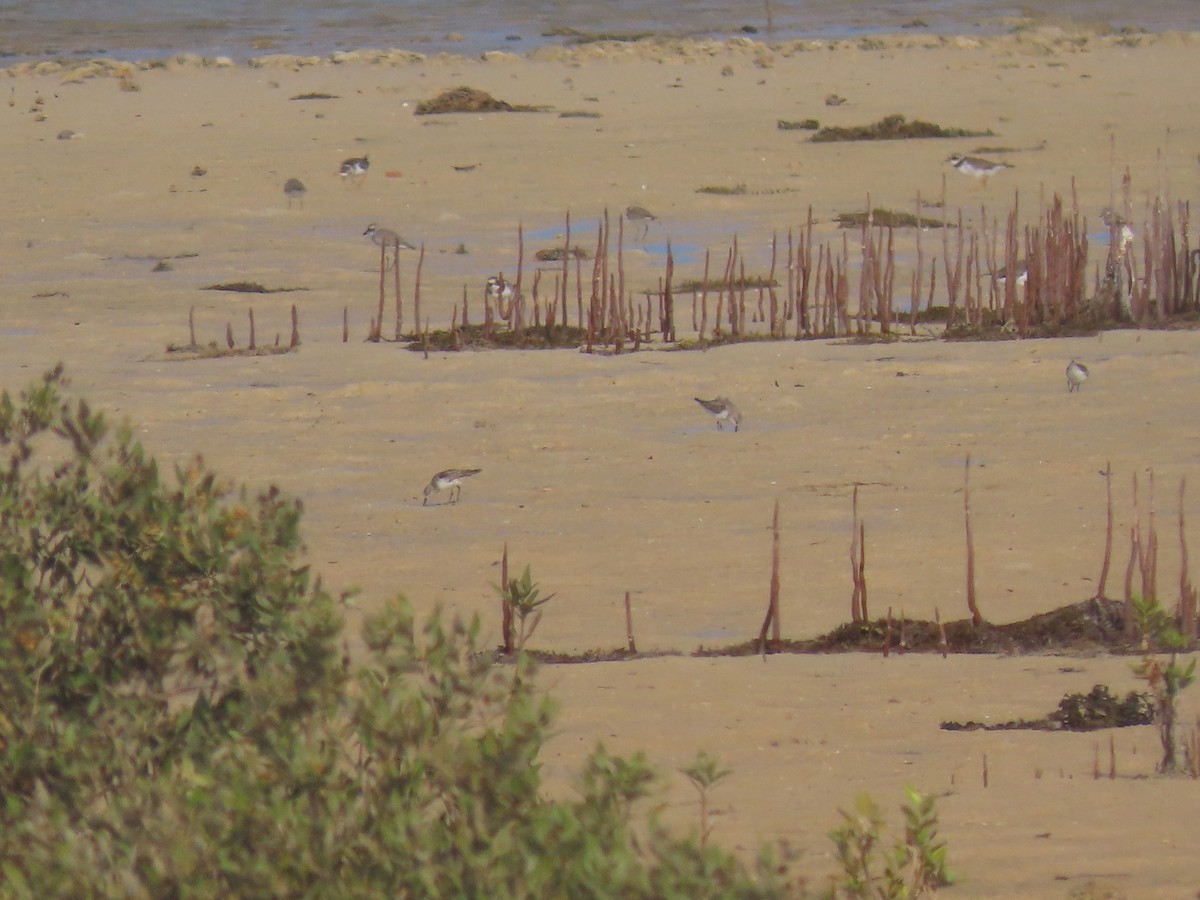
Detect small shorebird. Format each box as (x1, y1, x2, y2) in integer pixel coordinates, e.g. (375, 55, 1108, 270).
(694, 397, 742, 432)
(1100, 207, 1137, 252)
(364, 224, 416, 271)
(364, 223, 416, 251)
(947, 153, 1013, 183)
(339, 154, 370, 184)
(283, 177, 307, 208)
(625, 205, 657, 240)
(423, 468, 482, 505)
(485, 274, 515, 305)
(1066, 359, 1089, 393)
(993, 261, 1028, 289)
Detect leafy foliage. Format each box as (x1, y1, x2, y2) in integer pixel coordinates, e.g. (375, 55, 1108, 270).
(0, 365, 344, 806)
(496, 562, 556, 652)
(1131, 594, 1198, 773)
(826, 787, 952, 898)
(0, 367, 808, 897)
(680, 750, 733, 848)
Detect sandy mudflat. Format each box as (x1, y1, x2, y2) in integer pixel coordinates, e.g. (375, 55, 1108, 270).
(3, 29, 1200, 895)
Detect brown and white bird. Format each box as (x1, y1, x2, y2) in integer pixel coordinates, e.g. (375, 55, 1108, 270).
(625, 205, 657, 240)
(423, 468, 482, 506)
(694, 397, 742, 432)
(1100, 207, 1137, 253)
(1066, 359, 1089, 393)
(339, 154, 370, 183)
(363, 223, 416, 251)
(485, 274, 515, 305)
(993, 260, 1028, 289)
(283, 177, 307, 208)
(947, 153, 1013, 183)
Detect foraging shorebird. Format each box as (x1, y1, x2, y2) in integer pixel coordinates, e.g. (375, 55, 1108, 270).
(363, 223, 416, 252)
(1066, 359, 1089, 393)
(946, 153, 1013, 184)
(423, 468, 482, 506)
(625, 205, 657, 241)
(1100, 207, 1137, 253)
(283, 177, 307, 208)
(364, 224, 416, 271)
(485, 274, 515, 305)
(694, 397, 742, 432)
(993, 261, 1028, 289)
(339, 154, 370, 183)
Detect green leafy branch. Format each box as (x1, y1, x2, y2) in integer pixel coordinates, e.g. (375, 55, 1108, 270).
(827, 787, 952, 898)
(1131, 594, 1198, 773)
(495, 563, 556, 653)
(679, 749, 732, 849)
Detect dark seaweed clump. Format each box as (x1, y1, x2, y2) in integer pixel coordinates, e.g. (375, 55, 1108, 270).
(836, 208, 948, 229)
(697, 598, 1136, 658)
(535, 246, 590, 262)
(777, 119, 820, 131)
(543, 27, 656, 44)
(940, 684, 1154, 732)
(415, 86, 548, 115)
(810, 113, 992, 143)
(409, 323, 589, 352)
(202, 282, 307, 294)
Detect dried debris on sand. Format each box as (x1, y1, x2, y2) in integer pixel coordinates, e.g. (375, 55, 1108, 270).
(809, 113, 992, 143)
(528, 599, 1148, 665)
(941, 683, 1153, 732)
(836, 207, 948, 229)
(201, 281, 307, 294)
(414, 85, 549, 115)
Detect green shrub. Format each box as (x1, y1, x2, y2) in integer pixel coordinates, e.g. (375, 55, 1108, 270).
(1131, 594, 1198, 773)
(0, 365, 345, 801)
(0, 367, 951, 897)
(0, 368, 795, 897)
(826, 787, 953, 898)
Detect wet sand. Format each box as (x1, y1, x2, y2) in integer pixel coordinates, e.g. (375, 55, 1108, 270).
(3, 30, 1200, 895)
